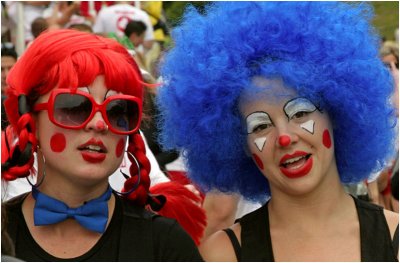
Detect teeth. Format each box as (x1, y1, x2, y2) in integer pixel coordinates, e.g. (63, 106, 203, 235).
(283, 156, 305, 165)
(86, 145, 102, 152)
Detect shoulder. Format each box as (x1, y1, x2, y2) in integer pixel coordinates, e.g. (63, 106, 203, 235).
(239, 202, 267, 223)
(118, 198, 202, 261)
(151, 217, 203, 261)
(151, 216, 197, 247)
(199, 223, 241, 262)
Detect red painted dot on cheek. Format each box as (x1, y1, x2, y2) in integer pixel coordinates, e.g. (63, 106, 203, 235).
(322, 129, 332, 149)
(50, 133, 66, 153)
(252, 153, 264, 170)
(116, 138, 125, 158)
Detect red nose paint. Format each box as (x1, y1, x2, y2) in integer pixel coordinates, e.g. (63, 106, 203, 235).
(252, 153, 264, 170)
(278, 135, 291, 147)
(96, 120, 107, 130)
(116, 138, 125, 158)
(50, 133, 66, 153)
(322, 129, 332, 149)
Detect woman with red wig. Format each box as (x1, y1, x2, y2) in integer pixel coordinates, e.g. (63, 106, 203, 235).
(1, 29, 204, 261)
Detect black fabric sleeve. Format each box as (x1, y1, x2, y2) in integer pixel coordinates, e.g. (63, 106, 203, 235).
(152, 217, 204, 261)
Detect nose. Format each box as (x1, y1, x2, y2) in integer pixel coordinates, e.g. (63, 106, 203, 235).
(275, 122, 298, 147)
(278, 135, 291, 147)
(85, 111, 109, 133)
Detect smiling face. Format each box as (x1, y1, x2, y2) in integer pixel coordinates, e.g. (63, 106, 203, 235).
(35, 75, 127, 187)
(240, 78, 338, 196)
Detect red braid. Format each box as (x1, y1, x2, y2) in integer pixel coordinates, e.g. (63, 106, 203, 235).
(122, 133, 151, 205)
(1, 113, 37, 181)
(120, 133, 207, 244)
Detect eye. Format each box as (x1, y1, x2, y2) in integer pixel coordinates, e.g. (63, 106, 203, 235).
(284, 97, 317, 120)
(292, 111, 309, 119)
(246, 112, 273, 134)
(251, 123, 272, 133)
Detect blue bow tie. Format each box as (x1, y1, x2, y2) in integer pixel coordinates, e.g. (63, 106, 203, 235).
(32, 186, 112, 233)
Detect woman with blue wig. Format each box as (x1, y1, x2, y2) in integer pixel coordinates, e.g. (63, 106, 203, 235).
(158, 2, 399, 261)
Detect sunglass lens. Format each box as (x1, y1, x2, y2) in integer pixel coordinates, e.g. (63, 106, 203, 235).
(106, 99, 139, 132)
(53, 93, 92, 127)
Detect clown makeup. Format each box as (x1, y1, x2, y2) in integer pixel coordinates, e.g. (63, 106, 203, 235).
(300, 120, 315, 134)
(116, 138, 125, 158)
(50, 133, 67, 152)
(284, 98, 317, 134)
(246, 111, 273, 134)
(283, 97, 317, 121)
(241, 78, 336, 184)
(246, 111, 272, 152)
(254, 137, 267, 152)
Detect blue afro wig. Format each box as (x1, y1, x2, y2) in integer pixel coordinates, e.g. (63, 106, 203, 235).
(158, 2, 396, 202)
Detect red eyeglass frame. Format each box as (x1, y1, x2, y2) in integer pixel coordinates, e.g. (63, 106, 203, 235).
(33, 89, 142, 135)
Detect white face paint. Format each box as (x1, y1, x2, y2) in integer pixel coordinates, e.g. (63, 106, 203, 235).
(283, 97, 317, 120)
(254, 136, 267, 152)
(300, 119, 315, 134)
(246, 111, 272, 134)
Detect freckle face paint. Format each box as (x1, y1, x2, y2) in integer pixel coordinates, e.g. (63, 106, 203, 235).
(252, 153, 264, 170)
(116, 138, 125, 158)
(322, 129, 332, 149)
(50, 133, 66, 152)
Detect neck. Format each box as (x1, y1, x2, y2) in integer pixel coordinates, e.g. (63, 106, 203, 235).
(269, 164, 353, 225)
(37, 182, 110, 208)
(36, 161, 110, 207)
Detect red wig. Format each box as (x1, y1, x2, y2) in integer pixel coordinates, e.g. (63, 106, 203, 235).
(2, 29, 205, 244)
(3, 29, 145, 181)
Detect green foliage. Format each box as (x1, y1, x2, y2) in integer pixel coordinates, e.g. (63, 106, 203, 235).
(164, 1, 399, 41)
(370, 1, 399, 41)
(164, 2, 210, 28)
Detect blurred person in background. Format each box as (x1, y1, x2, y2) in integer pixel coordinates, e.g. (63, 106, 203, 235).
(1, 42, 17, 130)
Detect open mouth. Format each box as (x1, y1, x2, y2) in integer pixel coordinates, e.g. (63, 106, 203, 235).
(280, 153, 312, 169)
(78, 139, 107, 163)
(78, 144, 107, 153)
(279, 151, 313, 178)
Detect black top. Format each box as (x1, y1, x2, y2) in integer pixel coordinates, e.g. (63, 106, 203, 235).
(4, 192, 203, 262)
(225, 195, 398, 262)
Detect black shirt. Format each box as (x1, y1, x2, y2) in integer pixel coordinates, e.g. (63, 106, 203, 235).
(4, 192, 203, 261)
(226, 195, 398, 261)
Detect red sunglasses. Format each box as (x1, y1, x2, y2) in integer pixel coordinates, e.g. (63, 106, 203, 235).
(33, 89, 142, 135)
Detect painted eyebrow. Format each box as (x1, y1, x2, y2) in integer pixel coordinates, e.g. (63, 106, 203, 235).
(245, 111, 272, 134)
(283, 97, 317, 120)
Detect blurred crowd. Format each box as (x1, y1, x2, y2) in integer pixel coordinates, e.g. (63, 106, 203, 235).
(1, 1, 168, 78)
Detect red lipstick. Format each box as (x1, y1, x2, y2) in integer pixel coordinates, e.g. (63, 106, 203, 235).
(279, 151, 313, 178)
(78, 138, 107, 163)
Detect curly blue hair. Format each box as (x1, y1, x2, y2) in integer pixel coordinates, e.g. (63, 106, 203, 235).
(158, 2, 396, 202)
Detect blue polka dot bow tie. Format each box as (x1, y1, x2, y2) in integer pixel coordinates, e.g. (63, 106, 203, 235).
(32, 186, 112, 233)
